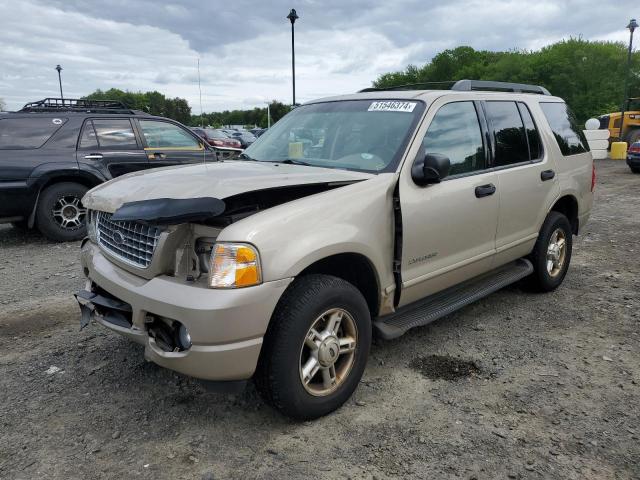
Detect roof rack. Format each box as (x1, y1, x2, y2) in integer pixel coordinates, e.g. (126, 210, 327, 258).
(359, 79, 551, 95)
(19, 98, 139, 114)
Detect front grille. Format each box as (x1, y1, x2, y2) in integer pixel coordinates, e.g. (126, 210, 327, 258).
(96, 211, 161, 268)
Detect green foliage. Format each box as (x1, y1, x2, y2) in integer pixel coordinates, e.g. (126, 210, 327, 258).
(373, 39, 640, 124)
(190, 100, 291, 129)
(84, 88, 192, 124)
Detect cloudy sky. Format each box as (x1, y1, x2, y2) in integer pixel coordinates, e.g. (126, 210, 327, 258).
(0, 0, 635, 112)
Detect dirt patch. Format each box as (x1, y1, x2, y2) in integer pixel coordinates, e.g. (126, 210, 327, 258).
(409, 354, 481, 380)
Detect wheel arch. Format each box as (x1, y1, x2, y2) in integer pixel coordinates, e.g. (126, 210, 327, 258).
(550, 194, 579, 235)
(295, 252, 381, 318)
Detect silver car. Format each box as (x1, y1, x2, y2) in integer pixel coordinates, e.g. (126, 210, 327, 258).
(76, 80, 594, 419)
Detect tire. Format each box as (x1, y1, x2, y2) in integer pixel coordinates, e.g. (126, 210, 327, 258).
(528, 211, 573, 292)
(630, 167, 640, 174)
(255, 274, 372, 420)
(35, 182, 88, 242)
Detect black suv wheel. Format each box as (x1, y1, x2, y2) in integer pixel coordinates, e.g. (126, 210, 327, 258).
(35, 182, 88, 242)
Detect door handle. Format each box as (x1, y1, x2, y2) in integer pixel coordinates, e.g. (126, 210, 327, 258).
(540, 169, 555, 181)
(83, 154, 103, 160)
(148, 152, 166, 160)
(475, 183, 496, 198)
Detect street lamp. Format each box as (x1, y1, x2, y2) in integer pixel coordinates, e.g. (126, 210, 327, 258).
(264, 101, 271, 128)
(286, 8, 299, 106)
(55, 64, 64, 102)
(619, 18, 638, 141)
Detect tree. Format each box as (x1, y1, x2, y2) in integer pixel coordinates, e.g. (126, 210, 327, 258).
(189, 100, 292, 128)
(373, 39, 640, 125)
(0, 98, 5, 111)
(84, 89, 192, 124)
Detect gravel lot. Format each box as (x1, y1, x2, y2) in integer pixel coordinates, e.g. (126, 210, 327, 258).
(0, 159, 638, 479)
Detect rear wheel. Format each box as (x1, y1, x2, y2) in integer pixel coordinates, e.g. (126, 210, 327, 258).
(255, 274, 371, 420)
(35, 182, 88, 242)
(630, 167, 640, 174)
(528, 212, 573, 292)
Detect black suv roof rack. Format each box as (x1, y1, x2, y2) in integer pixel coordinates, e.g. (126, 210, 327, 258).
(359, 79, 551, 95)
(19, 98, 141, 114)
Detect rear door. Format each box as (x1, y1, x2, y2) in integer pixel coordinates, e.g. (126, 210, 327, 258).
(77, 118, 149, 178)
(484, 101, 559, 265)
(135, 119, 216, 168)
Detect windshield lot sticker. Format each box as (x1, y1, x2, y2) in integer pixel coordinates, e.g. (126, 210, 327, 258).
(368, 101, 417, 113)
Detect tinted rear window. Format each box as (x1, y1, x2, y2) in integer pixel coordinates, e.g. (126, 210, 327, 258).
(540, 102, 589, 156)
(0, 117, 67, 149)
(485, 101, 529, 166)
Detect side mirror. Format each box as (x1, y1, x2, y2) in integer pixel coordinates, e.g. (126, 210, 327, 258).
(411, 153, 451, 186)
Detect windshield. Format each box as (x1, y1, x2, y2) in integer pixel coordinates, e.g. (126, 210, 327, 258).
(243, 99, 425, 173)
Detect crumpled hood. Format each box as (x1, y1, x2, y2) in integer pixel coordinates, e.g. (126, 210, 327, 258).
(83, 160, 374, 212)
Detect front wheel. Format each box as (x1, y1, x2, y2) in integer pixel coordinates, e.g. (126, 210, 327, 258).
(255, 274, 371, 420)
(528, 211, 573, 292)
(35, 182, 88, 242)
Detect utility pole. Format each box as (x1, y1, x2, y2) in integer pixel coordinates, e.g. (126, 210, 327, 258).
(619, 19, 638, 141)
(55, 65, 64, 102)
(286, 9, 299, 106)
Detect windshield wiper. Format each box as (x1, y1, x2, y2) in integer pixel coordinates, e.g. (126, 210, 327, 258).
(277, 158, 312, 166)
(239, 152, 256, 161)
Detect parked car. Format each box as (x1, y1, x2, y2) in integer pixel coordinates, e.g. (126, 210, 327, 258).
(627, 141, 640, 173)
(229, 130, 257, 148)
(76, 81, 594, 420)
(191, 127, 242, 150)
(0, 98, 219, 241)
(250, 128, 267, 137)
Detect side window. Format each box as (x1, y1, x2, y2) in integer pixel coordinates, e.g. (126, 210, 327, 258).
(485, 101, 529, 166)
(79, 121, 98, 149)
(138, 120, 200, 149)
(92, 119, 139, 149)
(0, 117, 68, 150)
(539, 102, 589, 156)
(517, 102, 543, 160)
(422, 101, 485, 176)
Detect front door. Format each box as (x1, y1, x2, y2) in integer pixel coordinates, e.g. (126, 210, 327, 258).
(136, 119, 216, 169)
(77, 118, 149, 178)
(399, 100, 499, 306)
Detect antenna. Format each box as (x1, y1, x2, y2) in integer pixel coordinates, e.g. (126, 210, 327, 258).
(197, 57, 207, 165)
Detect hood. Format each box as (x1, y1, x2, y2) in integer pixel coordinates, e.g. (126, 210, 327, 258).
(83, 160, 374, 212)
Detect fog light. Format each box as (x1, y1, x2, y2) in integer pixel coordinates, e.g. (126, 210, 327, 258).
(177, 324, 192, 350)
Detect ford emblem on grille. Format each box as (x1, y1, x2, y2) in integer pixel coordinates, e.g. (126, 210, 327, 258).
(113, 231, 126, 245)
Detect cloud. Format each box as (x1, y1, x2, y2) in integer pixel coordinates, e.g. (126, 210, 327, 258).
(0, 0, 637, 112)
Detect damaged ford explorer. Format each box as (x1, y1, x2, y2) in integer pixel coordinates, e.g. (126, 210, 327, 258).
(76, 80, 594, 419)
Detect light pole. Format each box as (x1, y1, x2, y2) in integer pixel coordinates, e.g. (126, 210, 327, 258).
(619, 18, 638, 141)
(265, 102, 271, 128)
(286, 8, 299, 106)
(55, 64, 64, 102)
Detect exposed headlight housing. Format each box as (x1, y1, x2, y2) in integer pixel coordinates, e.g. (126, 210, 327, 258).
(208, 243, 261, 288)
(87, 210, 97, 243)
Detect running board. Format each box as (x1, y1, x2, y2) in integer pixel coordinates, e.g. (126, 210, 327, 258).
(374, 259, 533, 340)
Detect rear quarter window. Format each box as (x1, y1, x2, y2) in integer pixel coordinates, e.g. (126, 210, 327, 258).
(540, 102, 589, 156)
(0, 117, 68, 149)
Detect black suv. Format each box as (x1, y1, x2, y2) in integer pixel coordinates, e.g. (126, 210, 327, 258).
(0, 98, 217, 241)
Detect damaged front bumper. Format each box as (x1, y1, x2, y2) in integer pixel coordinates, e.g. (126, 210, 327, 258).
(76, 241, 292, 381)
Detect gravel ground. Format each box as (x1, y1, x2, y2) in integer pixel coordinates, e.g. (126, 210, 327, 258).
(0, 159, 638, 480)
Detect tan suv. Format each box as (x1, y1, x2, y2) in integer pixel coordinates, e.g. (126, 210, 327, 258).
(75, 80, 595, 419)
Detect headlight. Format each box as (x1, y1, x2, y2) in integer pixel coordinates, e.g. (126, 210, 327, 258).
(87, 210, 97, 243)
(208, 243, 261, 288)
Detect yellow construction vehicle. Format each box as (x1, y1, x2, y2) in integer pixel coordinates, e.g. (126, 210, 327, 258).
(599, 97, 640, 145)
